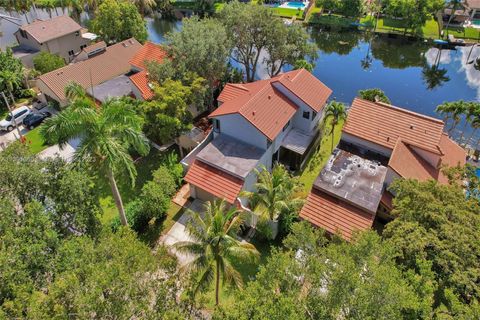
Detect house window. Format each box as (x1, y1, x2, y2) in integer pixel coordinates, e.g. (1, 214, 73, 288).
(303, 111, 310, 119)
(19, 29, 28, 39)
(213, 119, 220, 132)
(75, 31, 80, 36)
(68, 50, 74, 56)
(312, 111, 317, 121)
(282, 120, 290, 132)
(80, 44, 87, 50)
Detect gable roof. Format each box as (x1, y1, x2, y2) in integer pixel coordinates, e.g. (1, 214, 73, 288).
(388, 134, 466, 184)
(343, 98, 445, 155)
(211, 69, 332, 141)
(185, 160, 244, 204)
(129, 41, 168, 70)
(38, 38, 142, 102)
(128, 42, 167, 100)
(300, 188, 375, 241)
(18, 16, 82, 43)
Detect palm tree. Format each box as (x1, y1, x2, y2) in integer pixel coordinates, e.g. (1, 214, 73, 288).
(0, 69, 24, 138)
(445, 0, 464, 37)
(130, 0, 156, 15)
(467, 116, 480, 148)
(174, 200, 259, 306)
(436, 101, 468, 134)
(323, 101, 347, 152)
(40, 85, 149, 226)
(459, 102, 480, 145)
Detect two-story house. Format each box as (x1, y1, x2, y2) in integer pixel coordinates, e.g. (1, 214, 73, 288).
(300, 97, 466, 240)
(183, 69, 332, 206)
(13, 15, 94, 67)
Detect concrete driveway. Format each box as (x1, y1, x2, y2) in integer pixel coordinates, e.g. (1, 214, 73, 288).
(38, 138, 80, 163)
(160, 199, 206, 267)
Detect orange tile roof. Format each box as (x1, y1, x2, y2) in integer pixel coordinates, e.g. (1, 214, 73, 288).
(388, 135, 465, 184)
(82, 41, 106, 54)
(18, 16, 82, 43)
(38, 38, 142, 102)
(128, 42, 167, 100)
(211, 69, 332, 141)
(129, 41, 167, 70)
(184, 160, 244, 204)
(300, 188, 375, 241)
(343, 98, 445, 154)
(130, 70, 154, 100)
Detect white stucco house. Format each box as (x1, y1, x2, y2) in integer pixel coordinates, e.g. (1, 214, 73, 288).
(182, 69, 332, 207)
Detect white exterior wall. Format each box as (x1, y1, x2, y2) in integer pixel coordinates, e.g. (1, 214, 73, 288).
(212, 114, 268, 150)
(410, 146, 440, 168)
(36, 79, 67, 107)
(341, 132, 393, 158)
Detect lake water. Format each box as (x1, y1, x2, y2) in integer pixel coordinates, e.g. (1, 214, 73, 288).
(2, 14, 480, 134)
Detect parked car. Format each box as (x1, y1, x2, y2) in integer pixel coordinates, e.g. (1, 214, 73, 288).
(0, 106, 31, 132)
(22, 111, 51, 130)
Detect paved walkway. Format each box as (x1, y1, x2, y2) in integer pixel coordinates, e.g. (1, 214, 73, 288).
(38, 138, 81, 162)
(160, 199, 205, 267)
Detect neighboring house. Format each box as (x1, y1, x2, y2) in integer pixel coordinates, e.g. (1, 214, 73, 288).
(300, 97, 466, 240)
(12, 15, 94, 67)
(443, 0, 480, 25)
(183, 69, 332, 206)
(37, 38, 142, 106)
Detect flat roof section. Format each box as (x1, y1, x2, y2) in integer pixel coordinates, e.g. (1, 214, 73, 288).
(281, 128, 316, 155)
(313, 148, 387, 213)
(196, 134, 264, 179)
(87, 75, 133, 103)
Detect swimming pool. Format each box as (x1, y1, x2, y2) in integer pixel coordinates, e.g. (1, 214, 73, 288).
(276, 1, 307, 10)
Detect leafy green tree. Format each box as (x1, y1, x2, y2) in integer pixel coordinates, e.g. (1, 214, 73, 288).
(162, 17, 231, 103)
(92, 0, 147, 44)
(242, 164, 304, 238)
(293, 59, 314, 72)
(218, 2, 278, 82)
(340, 0, 364, 18)
(174, 200, 259, 306)
(0, 48, 24, 131)
(33, 51, 66, 74)
(264, 23, 318, 77)
(323, 101, 347, 151)
(435, 100, 468, 134)
(358, 88, 391, 104)
(315, 0, 340, 12)
(215, 223, 430, 319)
(383, 179, 480, 316)
(40, 88, 150, 227)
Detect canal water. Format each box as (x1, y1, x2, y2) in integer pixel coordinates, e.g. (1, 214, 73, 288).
(2, 13, 480, 131)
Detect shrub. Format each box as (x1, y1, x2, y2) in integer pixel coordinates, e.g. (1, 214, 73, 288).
(152, 165, 177, 197)
(33, 52, 66, 74)
(164, 153, 184, 187)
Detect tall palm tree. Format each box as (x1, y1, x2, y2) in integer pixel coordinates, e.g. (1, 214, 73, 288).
(459, 102, 480, 145)
(174, 200, 259, 306)
(445, 0, 464, 37)
(467, 116, 480, 148)
(323, 101, 347, 152)
(0, 69, 24, 138)
(243, 164, 303, 222)
(40, 85, 149, 226)
(436, 101, 468, 134)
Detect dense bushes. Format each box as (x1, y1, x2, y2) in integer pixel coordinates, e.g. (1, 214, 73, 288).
(112, 164, 178, 233)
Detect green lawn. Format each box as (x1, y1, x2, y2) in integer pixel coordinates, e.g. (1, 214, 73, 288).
(271, 7, 304, 19)
(24, 127, 50, 154)
(298, 118, 344, 192)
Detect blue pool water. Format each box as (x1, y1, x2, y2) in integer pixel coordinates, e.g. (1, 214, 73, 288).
(473, 19, 480, 26)
(284, 2, 305, 8)
(477, 168, 480, 178)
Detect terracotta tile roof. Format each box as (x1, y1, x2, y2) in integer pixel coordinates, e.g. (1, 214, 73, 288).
(38, 38, 142, 102)
(130, 70, 154, 100)
(300, 188, 375, 241)
(388, 135, 465, 184)
(184, 160, 244, 204)
(82, 41, 106, 55)
(129, 41, 167, 70)
(343, 98, 445, 154)
(211, 69, 332, 141)
(18, 16, 82, 43)
(128, 42, 167, 100)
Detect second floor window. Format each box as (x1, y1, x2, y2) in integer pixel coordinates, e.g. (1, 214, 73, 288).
(19, 29, 28, 39)
(68, 50, 74, 56)
(282, 120, 290, 132)
(303, 111, 310, 119)
(213, 119, 220, 132)
(80, 44, 87, 50)
(312, 111, 317, 121)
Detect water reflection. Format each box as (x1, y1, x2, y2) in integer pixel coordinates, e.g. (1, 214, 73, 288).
(309, 28, 363, 55)
(146, 17, 182, 44)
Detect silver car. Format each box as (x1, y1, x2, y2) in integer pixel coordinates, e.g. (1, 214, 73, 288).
(0, 106, 31, 131)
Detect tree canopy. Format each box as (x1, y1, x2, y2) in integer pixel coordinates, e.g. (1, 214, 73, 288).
(358, 88, 391, 104)
(92, 0, 148, 44)
(33, 51, 66, 74)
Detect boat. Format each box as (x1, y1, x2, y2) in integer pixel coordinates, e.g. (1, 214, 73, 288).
(433, 39, 449, 45)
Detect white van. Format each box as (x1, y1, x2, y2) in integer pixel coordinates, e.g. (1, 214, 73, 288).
(0, 106, 31, 131)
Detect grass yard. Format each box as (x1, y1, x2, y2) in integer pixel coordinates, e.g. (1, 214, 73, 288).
(24, 127, 50, 154)
(271, 7, 304, 19)
(298, 117, 344, 192)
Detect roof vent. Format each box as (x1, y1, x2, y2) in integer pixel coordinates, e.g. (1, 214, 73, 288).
(268, 95, 271, 99)
(386, 137, 390, 142)
(410, 125, 414, 129)
(252, 111, 256, 116)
